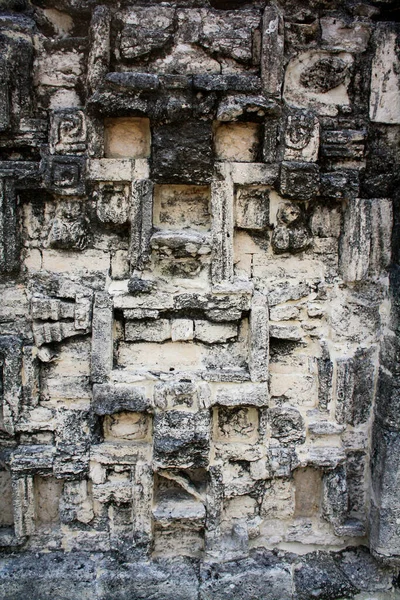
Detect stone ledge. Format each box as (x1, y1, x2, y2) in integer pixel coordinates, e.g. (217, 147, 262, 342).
(0, 547, 396, 600)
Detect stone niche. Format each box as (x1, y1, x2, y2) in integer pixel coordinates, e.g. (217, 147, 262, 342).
(0, 1, 399, 599)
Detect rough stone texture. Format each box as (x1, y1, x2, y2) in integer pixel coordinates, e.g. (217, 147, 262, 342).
(0, 1, 399, 599)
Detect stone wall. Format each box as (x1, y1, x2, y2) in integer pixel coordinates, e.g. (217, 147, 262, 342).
(0, 0, 400, 598)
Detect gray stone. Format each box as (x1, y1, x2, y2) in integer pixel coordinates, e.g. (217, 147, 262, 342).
(93, 384, 151, 416)
(294, 552, 359, 600)
(154, 410, 211, 468)
(279, 161, 320, 201)
(269, 407, 305, 445)
(152, 121, 213, 185)
(200, 550, 292, 600)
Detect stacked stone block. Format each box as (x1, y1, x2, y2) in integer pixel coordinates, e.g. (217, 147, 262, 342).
(0, 0, 399, 598)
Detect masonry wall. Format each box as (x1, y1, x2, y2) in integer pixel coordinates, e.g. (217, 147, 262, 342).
(0, 0, 400, 598)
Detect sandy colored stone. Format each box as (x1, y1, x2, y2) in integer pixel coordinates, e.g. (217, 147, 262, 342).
(104, 117, 151, 158)
(214, 123, 260, 162)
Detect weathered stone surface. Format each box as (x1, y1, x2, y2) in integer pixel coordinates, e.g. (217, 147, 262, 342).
(370, 25, 400, 125)
(154, 410, 211, 468)
(293, 552, 359, 600)
(152, 121, 213, 184)
(200, 550, 292, 600)
(280, 161, 320, 201)
(0, 2, 399, 595)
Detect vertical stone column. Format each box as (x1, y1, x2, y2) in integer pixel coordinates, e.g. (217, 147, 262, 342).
(249, 292, 269, 383)
(211, 164, 234, 284)
(0, 179, 19, 274)
(129, 179, 154, 271)
(370, 265, 400, 563)
(261, 6, 284, 100)
(91, 293, 113, 384)
(87, 6, 110, 94)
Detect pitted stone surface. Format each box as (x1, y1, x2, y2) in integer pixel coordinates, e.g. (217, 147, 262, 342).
(0, 1, 399, 598)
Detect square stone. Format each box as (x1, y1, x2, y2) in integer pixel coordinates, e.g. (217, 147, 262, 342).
(154, 410, 211, 468)
(152, 120, 213, 184)
(46, 156, 86, 196)
(103, 411, 151, 441)
(213, 406, 259, 443)
(214, 122, 261, 162)
(235, 185, 270, 230)
(279, 161, 320, 201)
(50, 109, 86, 154)
(171, 319, 194, 342)
(104, 117, 151, 158)
(96, 182, 130, 225)
(153, 185, 210, 232)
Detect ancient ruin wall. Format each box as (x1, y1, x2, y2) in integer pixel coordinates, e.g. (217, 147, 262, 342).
(0, 0, 400, 597)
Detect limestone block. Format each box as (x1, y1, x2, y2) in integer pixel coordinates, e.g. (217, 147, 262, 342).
(335, 347, 377, 426)
(216, 94, 274, 122)
(92, 384, 150, 416)
(229, 163, 279, 186)
(294, 467, 322, 517)
(211, 164, 234, 283)
(321, 17, 371, 53)
(320, 170, 359, 199)
(311, 205, 341, 238)
(96, 183, 130, 225)
(49, 109, 86, 155)
(91, 293, 113, 384)
(370, 26, 400, 125)
(269, 324, 303, 341)
(213, 383, 268, 408)
(125, 319, 171, 343)
(214, 406, 259, 443)
(270, 373, 318, 406)
(322, 465, 348, 528)
(200, 552, 293, 600)
(44, 156, 86, 196)
(129, 179, 154, 270)
(118, 341, 204, 372)
(284, 111, 320, 163)
(194, 321, 237, 344)
(0, 180, 20, 274)
(261, 479, 295, 519)
(269, 305, 300, 321)
(269, 407, 306, 445)
(279, 161, 320, 201)
(261, 6, 284, 98)
(87, 159, 133, 182)
(155, 381, 199, 411)
(47, 202, 89, 251)
(321, 127, 366, 163)
(103, 411, 151, 442)
(153, 185, 210, 232)
(171, 319, 194, 342)
(60, 480, 93, 525)
(214, 123, 260, 163)
(235, 186, 269, 231)
(284, 50, 353, 116)
(152, 121, 213, 184)
(154, 410, 211, 468)
(34, 475, 63, 526)
(87, 6, 110, 92)
(104, 118, 151, 159)
(0, 336, 22, 435)
(249, 292, 269, 383)
(35, 49, 83, 88)
(119, 7, 175, 61)
(293, 553, 358, 600)
(0, 469, 14, 527)
(339, 198, 392, 282)
(31, 297, 74, 321)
